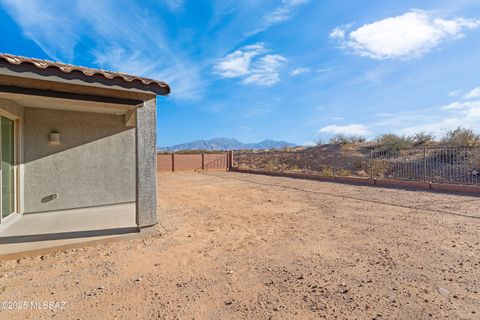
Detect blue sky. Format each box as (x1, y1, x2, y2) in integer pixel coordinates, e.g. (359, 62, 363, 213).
(1, 0, 480, 147)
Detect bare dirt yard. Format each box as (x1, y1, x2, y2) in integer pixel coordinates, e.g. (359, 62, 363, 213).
(1, 172, 480, 319)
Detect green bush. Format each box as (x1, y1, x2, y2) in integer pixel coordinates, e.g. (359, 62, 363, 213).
(371, 160, 388, 178)
(265, 162, 277, 171)
(336, 168, 350, 176)
(412, 132, 435, 147)
(321, 167, 334, 176)
(329, 134, 366, 145)
(441, 127, 480, 147)
(375, 134, 413, 149)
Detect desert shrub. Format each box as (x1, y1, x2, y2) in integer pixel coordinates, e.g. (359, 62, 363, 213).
(371, 160, 389, 178)
(352, 158, 366, 171)
(336, 168, 350, 176)
(412, 132, 435, 147)
(329, 134, 366, 145)
(321, 167, 334, 176)
(375, 134, 413, 149)
(265, 162, 277, 172)
(441, 127, 480, 147)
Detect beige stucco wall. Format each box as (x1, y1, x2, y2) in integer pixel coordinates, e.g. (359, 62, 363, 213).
(23, 107, 136, 213)
(0, 98, 24, 118)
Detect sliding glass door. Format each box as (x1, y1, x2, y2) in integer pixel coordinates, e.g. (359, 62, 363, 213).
(1, 115, 16, 221)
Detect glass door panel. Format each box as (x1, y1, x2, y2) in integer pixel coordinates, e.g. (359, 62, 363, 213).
(1, 116, 15, 219)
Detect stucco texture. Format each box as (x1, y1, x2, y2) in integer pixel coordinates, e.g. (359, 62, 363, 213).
(23, 107, 135, 213)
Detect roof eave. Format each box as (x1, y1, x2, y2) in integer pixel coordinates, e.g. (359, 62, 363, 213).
(0, 54, 170, 98)
(0, 61, 169, 101)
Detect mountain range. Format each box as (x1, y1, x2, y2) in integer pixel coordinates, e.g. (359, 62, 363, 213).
(158, 138, 296, 151)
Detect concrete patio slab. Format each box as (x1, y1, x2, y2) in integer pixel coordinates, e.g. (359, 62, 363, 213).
(0, 203, 138, 258)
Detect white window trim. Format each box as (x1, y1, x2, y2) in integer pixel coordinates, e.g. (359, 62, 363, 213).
(0, 108, 23, 225)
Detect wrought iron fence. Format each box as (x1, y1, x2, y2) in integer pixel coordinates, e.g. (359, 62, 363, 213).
(233, 147, 480, 185)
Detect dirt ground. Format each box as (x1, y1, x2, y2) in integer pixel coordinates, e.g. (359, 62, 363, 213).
(1, 172, 479, 320)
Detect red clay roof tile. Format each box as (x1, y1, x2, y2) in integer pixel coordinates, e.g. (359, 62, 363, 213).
(0, 53, 170, 95)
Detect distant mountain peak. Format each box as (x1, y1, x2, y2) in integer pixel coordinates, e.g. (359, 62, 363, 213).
(158, 137, 296, 151)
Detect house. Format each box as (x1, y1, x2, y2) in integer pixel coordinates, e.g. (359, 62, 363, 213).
(0, 53, 169, 256)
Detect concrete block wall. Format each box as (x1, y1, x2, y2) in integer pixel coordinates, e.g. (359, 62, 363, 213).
(174, 154, 203, 171)
(231, 168, 480, 195)
(157, 153, 229, 172)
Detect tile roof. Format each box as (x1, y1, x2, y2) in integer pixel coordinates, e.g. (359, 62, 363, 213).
(0, 53, 170, 95)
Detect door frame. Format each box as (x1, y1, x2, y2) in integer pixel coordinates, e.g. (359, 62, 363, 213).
(0, 108, 21, 225)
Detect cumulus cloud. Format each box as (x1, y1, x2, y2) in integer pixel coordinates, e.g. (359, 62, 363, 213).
(330, 10, 480, 60)
(441, 100, 480, 117)
(243, 54, 287, 86)
(390, 100, 480, 136)
(290, 67, 311, 76)
(319, 124, 372, 136)
(214, 44, 266, 78)
(465, 86, 480, 99)
(214, 44, 287, 86)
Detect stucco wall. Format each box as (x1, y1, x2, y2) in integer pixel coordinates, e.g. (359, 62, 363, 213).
(0, 98, 24, 118)
(23, 107, 135, 213)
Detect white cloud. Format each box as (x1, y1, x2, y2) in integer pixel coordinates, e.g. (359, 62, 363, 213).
(164, 0, 183, 11)
(0, 0, 80, 61)
(316, 67, 334, 73)
(1, 0, 205, 101)
(381, 100, 480, 136)
(214, 44, 266, 78)
(441, 100, 480, 117)
(465, 86, 480, 99)
(249, 0, 310, 35)
(329, 26, 348, 40)
(243, 54, 287, 86)
(302, 141, 317, 147)
(290, 67, 311, 76)
(264, 0, 308, 24)
(214, 44, 287, 86)
(449, 90, 460, 97)
(319, 124, 372, 136)
(330, 10, 480, 60)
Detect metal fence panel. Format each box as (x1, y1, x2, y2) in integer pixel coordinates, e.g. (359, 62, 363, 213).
(233, 147, 480, 185)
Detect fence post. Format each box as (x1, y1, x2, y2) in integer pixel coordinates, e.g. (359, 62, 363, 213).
(201, 153, 205, 171)
(171, 153, 175, 172)
(333, 153, 337, 177)
(304, 150, 307, 176)
(229, 151, 233, 171)
(263, 151, 267, 174)
(423, 147, 427, 182)
(281, 149, 285, 174)
(370, 149, 373, 179)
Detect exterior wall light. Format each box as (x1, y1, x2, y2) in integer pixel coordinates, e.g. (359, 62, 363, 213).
(49, 131, 61, 145)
